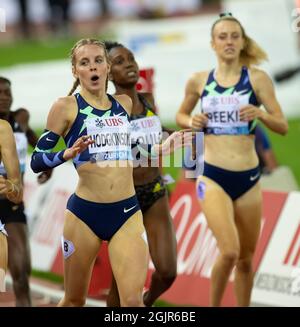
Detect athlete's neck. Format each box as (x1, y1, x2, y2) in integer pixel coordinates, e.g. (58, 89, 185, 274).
(215, 60, 243, 87)
(216, 60, 242, 77)
(80, 89, 111, 109)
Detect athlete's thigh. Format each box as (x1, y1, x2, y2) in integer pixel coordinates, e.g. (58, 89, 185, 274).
(233, 182, 262, 257)
(108, 211, 149, 299)
(62, 210, 101, 298)
(143, 194, 177, 270)
(196, 176, 239, 252)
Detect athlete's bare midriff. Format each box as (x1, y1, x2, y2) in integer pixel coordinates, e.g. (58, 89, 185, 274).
(204, 134, 259, 171)
(75, 161, 135, 202)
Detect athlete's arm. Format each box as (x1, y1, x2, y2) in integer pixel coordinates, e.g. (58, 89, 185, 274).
(176, 72, 208, 130)
(0, 120, 23, 204)
(255, 125, 278, 172)
(242, 68, 288, 135)
(30, 97, 93, 173)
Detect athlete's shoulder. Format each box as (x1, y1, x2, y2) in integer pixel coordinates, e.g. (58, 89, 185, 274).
(185, 71, 210, 95)
(189, 71, 209, 83)
(114, 94, 132, 113)
(50, 96, 77, 114)
(139, 92, 155, 110)
(249, 67, 271, 83)
(0, 118, 12, 130)
(53, 95, 77, 108)
(0, 119, 13, 139)
(189, 71, 210, 86)
(248, 67, 273, 91)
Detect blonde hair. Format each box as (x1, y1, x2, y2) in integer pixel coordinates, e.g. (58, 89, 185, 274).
(68, 38, 110, 96)
(211, 16, 268, 67)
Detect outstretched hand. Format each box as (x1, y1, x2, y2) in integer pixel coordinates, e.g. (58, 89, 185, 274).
(63, 136, 94, 161)
(160, 129, 194, 155)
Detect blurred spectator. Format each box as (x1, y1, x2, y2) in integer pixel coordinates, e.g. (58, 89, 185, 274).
(47, 0, 70, 36)
(99, 0, 109, 18)
(69, 0, 102, 36)
(17, 0, 30, 38)
(0, 0, 220, 42)
(107, 0, 140, 18)
(138, 0, 202, 19)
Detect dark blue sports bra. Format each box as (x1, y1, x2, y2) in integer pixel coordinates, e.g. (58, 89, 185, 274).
(64, 93, 132, 168)
(200, 66, 259, 135)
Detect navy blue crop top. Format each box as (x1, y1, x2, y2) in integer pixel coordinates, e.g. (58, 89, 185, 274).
(64, 93, 132, 168)
(200, 66, 259, 135)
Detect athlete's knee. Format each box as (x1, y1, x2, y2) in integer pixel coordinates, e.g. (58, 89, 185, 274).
(236, 257, 253, 273)
(220, 250, 239, 266)
(10, 258, 30, 278)
(121, 294, 143, 307)
(10, 264, 30, 283)
(12, 275, 30, 296)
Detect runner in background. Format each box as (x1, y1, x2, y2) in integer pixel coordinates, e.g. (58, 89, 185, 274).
(176, 13, 288, 306)
(105, 41, 177, 307)
(0, 76, 52, 306)
(0, 118, 23, 293)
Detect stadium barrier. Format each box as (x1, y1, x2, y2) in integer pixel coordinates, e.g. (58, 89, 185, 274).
(23, 158, 300, 306)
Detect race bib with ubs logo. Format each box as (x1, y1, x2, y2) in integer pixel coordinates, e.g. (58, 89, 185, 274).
(130, 115, 162, 145)
(202, 93, 250, 135)
(85, 116, 132, 161)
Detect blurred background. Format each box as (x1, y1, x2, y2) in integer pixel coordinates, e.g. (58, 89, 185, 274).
(0, 0, 299, 307)
(0, 0, 299, 186)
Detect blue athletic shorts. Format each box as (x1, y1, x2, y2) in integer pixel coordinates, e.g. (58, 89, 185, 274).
(66, 193, 140, 240)
(199, 162, 260, 201)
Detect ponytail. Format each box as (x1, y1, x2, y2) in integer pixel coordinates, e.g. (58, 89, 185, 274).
(68, 78, 79, 96)
(240, 35, 268, 67)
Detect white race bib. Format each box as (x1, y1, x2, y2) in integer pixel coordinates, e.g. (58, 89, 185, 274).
(0, 131, 28, 174)
(130, 116, 162, 145)
(85, 116, 131, 154)
(202, 94, 249, 129)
